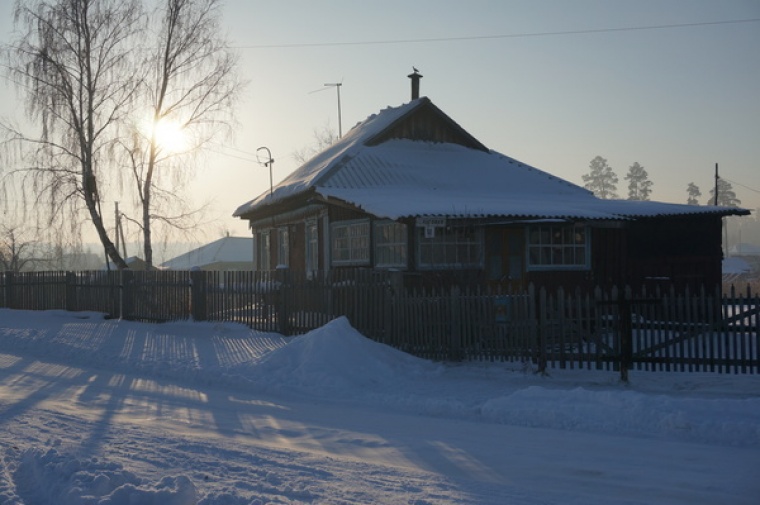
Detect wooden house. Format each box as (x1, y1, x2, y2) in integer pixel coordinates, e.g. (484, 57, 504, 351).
(234, 75, 748, 292)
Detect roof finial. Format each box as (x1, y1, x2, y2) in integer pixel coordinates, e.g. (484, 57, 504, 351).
(408, 67, 422, 100)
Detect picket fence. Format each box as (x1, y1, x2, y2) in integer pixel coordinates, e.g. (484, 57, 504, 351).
(1, 269, 758, 377)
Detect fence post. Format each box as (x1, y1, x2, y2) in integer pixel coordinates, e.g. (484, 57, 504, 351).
(121, 270, 134, 320)
(536, 286, 547, 374)
(619, 286, 633, 383)
(65, 271, 77, 312)
(449, 285, 463, 361)
(190, 269, 207, 322)
(277, 267, 290, 335)
(3, 271, 14, 309)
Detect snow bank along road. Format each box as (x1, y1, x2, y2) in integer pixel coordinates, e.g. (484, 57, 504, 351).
(1, 309, 759, 504)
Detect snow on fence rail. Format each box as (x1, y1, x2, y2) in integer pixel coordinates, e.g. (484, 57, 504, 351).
(1, 270, 758, 376)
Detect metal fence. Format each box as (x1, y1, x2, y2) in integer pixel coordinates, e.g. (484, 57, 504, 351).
(1, 270, 758, 376)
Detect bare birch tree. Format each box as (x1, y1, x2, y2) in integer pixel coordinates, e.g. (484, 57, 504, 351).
(3, 0, 144, 270)
(124, 0, 241, 268)
(3, 0, 241, 270)
(0, 224, 41, 272)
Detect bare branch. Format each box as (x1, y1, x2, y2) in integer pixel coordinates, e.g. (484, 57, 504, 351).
(4, 0, 146, 269)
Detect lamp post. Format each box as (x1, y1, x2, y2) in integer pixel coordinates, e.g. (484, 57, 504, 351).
(256, 146, 274, 197)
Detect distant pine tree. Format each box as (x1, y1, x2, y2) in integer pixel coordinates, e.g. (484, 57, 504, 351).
(582, 156, 618, 199)
(708, 179, 741, 207)
(625, 162, 653, 200)
(686, 182, 701, 205)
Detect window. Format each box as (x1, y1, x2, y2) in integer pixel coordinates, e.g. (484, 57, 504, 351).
(305, 220, 319, 273)
(417, 225, 482, 269)
(257, 230, 270, 270)
(527, 224, 589, 269)
(374, 221, 407, 268)
(277, 226, 289, 267)
(331, 220, 370, 266)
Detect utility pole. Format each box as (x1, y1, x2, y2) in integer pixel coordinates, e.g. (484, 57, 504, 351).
(714, 163, 719, 206)
(714, 163, 730, 255)
(114, 202, 127, 259)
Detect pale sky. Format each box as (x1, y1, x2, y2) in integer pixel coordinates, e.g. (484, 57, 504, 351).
(2, 0, 759, 253)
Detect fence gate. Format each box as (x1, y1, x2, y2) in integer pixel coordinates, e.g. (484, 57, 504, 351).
(627, 287, 759, 374)
(535, 286, 619, 373)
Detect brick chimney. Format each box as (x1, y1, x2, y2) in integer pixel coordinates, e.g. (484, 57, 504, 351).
(408, 68, 422, 100)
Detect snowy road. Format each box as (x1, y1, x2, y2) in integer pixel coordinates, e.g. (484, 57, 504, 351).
(1, 309, 759, 504)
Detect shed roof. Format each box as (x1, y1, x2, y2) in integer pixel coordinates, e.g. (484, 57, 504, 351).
(161, 237, 252, 270)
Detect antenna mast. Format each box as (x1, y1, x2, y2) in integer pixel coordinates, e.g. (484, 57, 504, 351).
(324, 82, 343, 138)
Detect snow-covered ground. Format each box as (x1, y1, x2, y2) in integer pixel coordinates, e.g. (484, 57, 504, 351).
(1, 308, 759, 504)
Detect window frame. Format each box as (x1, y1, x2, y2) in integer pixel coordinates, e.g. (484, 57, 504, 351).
(526, 224, 590, 270)
(373, 220, 408, 269)
(416, 224, 483, 270)
(256, 229, 271, 271)
(330, 219, 371, 266)
(277, 226, 289, 268)
(305, 219, 319, 273)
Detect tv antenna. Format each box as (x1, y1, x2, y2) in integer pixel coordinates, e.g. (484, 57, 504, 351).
(310, 80, 343, 138)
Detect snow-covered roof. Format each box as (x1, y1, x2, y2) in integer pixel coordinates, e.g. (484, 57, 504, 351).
(234, 98, 748, 221)
(161, 237, 252, 270)
(104, 256, 150, 271)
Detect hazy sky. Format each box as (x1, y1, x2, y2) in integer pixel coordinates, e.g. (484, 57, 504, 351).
(2, 0, 759, 249)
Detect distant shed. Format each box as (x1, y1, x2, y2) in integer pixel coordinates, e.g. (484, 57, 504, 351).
(161, 237, 253, 271)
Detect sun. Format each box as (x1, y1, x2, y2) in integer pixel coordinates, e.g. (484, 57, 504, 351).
(151, 117, 188, 154)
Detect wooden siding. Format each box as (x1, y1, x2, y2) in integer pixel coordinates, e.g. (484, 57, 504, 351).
(290, 222, 305, 271)
(252, 200, 725, 295)
(625, 215, 724, 290)
(328, 205, 372, 223)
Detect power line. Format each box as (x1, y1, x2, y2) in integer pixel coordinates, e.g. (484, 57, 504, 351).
(724, 178, 760, 195)
(232, 18, 760, 49)
(209, 141, 260, 158)
(207, 147, 257, 164)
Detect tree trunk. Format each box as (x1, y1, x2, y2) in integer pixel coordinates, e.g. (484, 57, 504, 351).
(84, 179, 127, 270)
(143, 134, 158, 269)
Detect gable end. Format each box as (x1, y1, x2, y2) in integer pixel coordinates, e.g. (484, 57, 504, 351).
(366, 98, 488, 152)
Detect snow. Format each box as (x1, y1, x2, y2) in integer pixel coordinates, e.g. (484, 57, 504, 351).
(1, 308, 759, 504)
(723, 256, 752, 275)
(233, 100, 422, 216)
(233, 98, 748, 222)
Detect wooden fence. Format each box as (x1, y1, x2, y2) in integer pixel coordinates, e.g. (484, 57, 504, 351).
(1, 270, 758, 376)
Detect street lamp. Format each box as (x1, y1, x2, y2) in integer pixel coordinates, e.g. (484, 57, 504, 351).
(256, 146, 274, 197)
